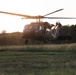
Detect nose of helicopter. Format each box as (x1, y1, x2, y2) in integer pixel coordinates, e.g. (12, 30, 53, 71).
(22, 30, 35, 39)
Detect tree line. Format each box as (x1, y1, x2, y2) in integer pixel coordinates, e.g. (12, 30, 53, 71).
(0, 32, 25, 46)
(0, 25, 76, 46)
(59, 25, 76, 42)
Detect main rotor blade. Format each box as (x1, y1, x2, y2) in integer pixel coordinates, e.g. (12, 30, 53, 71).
(22, 17, 76, 19)
(0, 11, 33, 18)
(44, 17, 76, 19)
(43, 8, 63, 16)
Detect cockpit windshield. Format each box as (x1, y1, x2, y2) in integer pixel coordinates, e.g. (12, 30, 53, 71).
(24, 24, 39, 30)
(25, 25, 32, 30)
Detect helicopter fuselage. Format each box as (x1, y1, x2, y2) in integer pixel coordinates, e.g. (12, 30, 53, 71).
(22, 22, 53, 41)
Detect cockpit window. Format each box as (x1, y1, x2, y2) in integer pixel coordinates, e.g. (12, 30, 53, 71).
(24, 25, 32, 30)
(24, 25, 39, 30)
(39, 26, 42, 30)
(33, 25, 39, 30)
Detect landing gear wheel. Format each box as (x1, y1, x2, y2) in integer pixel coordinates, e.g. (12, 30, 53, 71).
(25, 39, 28, 45)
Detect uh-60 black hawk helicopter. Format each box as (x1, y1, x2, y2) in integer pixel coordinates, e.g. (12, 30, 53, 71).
(0, 8, 76, 44)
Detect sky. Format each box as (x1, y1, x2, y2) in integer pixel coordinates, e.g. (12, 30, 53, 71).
(0, 0, 76, 33)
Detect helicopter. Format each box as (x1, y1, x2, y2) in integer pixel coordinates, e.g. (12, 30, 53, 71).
(0, 8, 76, 44)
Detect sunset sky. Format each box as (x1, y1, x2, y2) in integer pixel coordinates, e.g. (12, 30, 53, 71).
(0, 0, 76, 32)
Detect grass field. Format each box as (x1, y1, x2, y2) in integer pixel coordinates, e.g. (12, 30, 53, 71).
(0, 43, 76, 75)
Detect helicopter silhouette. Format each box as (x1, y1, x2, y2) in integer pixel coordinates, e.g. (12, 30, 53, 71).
(0, 8, 75, 44)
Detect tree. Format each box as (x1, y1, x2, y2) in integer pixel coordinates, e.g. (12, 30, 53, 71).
(2, 30, 6, 34)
